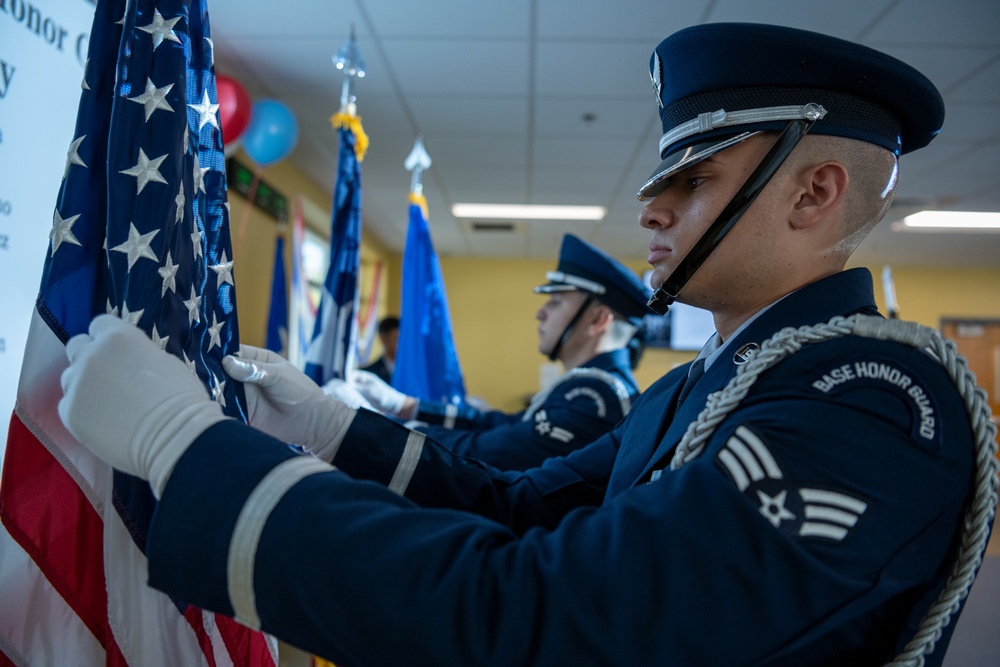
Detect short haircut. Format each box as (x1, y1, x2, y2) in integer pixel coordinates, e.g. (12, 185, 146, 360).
(378, 317, 400, 336)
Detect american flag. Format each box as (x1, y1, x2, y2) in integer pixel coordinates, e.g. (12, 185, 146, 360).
(393, 192, 466, 404)
(0, 0, 276, 664)
(302, 113, 366, 385)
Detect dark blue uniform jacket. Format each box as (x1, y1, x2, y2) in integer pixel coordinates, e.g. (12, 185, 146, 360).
(413, 348, 638, 471)
(147, 268, 976, 667)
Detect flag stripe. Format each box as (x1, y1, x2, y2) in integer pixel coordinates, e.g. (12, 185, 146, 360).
(0, 524, 105, 666)
(182, 607, 218, 667)
(0, 412, 111, 651)
(103, 498, 211, 666)
(216, 615, 276, 665)
(0, 0, 276, 662)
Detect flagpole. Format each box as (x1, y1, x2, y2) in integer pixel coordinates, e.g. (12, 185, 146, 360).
(405, 136, 432, 196)
(334, 25, 366, 116)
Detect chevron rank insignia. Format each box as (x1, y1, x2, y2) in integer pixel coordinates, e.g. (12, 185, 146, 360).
(533, 409, 575, 443)
(715, 425, 868, 542)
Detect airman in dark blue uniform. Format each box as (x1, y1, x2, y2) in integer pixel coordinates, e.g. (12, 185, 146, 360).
(356, 234, 649, 471)
(60, 22, 996, 667)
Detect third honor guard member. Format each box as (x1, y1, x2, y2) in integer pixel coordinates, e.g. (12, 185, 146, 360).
(352, 233, 650, 471)
(60, 22, 996, 666)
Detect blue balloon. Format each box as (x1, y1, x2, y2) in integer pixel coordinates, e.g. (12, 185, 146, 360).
(242, 99, 299, 166)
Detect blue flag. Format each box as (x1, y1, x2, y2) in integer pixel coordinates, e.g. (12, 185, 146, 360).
(266, 234, 288, 355)
(393, 193, 466, 404)
(0, 0, 275, 663)
(303, 114, 366, 384)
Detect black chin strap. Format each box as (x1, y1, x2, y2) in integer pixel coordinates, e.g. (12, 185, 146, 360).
(548, 294, 595, 361)
(647, 119, 816, 315)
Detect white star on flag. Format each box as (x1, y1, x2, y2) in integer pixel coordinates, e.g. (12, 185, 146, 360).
(129, 78, 174, 122)
(211, 374, 227, 408)
(119, 148, 169, 195)
(50, 210, 82, 256)
(182, 351, 197, 374)
(138, 9, 182, 50)
(120, 301, 144, 326)
(188, 90, 220, 132)
(111, 222, 160, 271)
(175, 185, 185, 223)
(64, 136, 87, 179)
(192, 153, 208, 194)
(190, 225, 203, 260)
(183, 286, 202, 326)
(158, 252, 179, 296)
(151, 325, 170, 351)
(210, 250, 235, 288)
(206, 312, 224, 351)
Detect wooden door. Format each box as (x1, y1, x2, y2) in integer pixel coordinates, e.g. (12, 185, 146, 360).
(941, 319, 1000, 423)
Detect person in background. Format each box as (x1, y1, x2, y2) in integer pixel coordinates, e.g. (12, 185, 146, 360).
(59, 23, 994, 666)
(353, 233, 650, 471)
(359, 316, 399, 384)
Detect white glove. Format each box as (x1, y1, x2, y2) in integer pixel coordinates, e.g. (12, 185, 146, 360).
(322, 377, 375, 410)
(222, 345, 356, 462)
(59, 315, 227, 497)
(352, 369, 409, 416)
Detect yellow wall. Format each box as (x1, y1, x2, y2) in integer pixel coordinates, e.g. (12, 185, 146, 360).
(225, 155, 1000, 414)
(856, 263, 1000, 328)
(439, 256, 697, 411)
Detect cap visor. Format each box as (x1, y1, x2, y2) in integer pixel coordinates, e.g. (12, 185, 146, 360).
(534, 284, 579, 294)
(637, 131, 760, 200)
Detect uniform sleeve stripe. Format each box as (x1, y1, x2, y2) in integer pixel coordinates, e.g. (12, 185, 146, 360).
(734, 426, 783, 478)
(803, 506, 859, 527)
(799, 523, 849, 541)
(550, 427, 575, 442)
(718, 449, 750, 490)
(726, 437, 766, 483)
(387, 431, 425, 496)
(800, 488, 868, 513)
(227, 456, 334, 629)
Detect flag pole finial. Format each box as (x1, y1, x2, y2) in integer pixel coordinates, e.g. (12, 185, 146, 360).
(334, 26, 366, 114)
(405, 137, 432, 194)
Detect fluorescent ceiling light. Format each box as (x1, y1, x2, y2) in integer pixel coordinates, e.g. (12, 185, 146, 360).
(452, 203, 606, 221)
(897, 211, 1000, 231)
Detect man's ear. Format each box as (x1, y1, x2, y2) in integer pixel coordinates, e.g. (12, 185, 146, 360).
(789, 161, 848, 229)
(587, 304, 615, 335)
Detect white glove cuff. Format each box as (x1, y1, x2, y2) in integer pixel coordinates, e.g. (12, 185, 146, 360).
(146, 400, 229, 498)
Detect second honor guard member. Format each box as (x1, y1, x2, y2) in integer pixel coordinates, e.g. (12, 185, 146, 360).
(61, 23, 996, 666)
(352, 233, 650, 471)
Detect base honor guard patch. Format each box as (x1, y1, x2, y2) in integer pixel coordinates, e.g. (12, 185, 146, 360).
(806, 355, 939, 446)
(715, 425, 868, 543)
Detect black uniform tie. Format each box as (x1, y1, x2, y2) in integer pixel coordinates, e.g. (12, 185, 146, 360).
(677, 358, 707, 406)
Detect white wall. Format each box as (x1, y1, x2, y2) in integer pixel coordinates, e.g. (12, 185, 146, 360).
(0, 0, 97, 464)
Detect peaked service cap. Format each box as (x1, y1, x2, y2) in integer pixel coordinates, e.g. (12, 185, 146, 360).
(535, 234, 651, 323)
(639, 22, 944, 199)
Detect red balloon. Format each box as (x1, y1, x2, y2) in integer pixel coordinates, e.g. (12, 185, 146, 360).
(216, 74, 251, 145)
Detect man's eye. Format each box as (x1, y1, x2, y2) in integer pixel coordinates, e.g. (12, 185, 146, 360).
(687, 177, 706, 190)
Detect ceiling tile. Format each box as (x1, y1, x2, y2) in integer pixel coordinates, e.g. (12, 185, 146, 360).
(380, 38, 530, 96)
(706, 0, 898, 38)
(535, 41, 657, 98)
